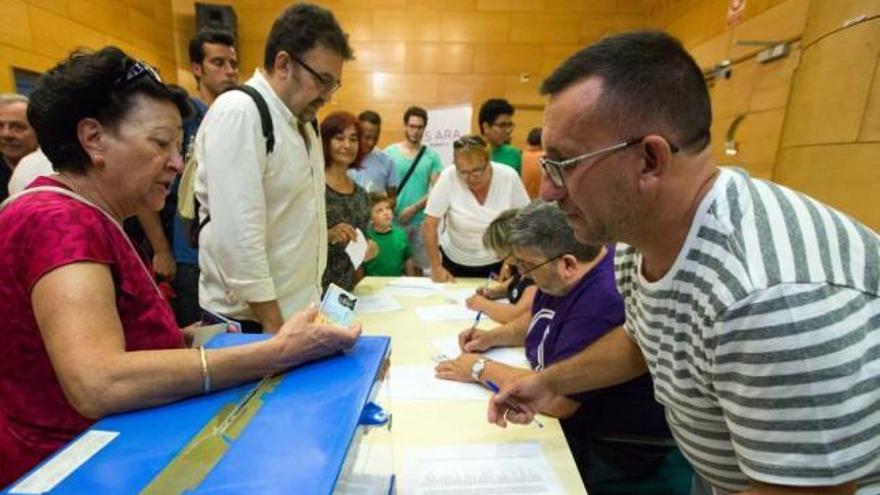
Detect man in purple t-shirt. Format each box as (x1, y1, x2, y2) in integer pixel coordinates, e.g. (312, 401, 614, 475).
(435, 201, 673, 492)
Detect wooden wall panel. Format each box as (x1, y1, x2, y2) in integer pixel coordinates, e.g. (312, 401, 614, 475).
(180, 2, 653, 150)
(405, 43, 473, 74)
(776, 143, 880, 229)
(650, 0, 808, 194)
(781, 19, 880, 146)
(729, 0, 808, 60)
(509, 13, 580, 44)
(0, 0, 178, 95)
(801, 0, 880, 46)
(860, 60, 880, 141)
(0, 0, 33, 51)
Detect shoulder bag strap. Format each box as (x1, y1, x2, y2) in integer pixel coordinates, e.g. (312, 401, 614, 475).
(396, 145, 427, 194)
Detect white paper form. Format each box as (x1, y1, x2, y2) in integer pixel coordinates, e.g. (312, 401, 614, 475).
(438, 288, 477, 305)
(382, 276, 442, 298)
(389, 365, 489, 401)
(415, 305, 480, 322)
(355, 293, 404, 314)
(399, 442, 566, 495)
(430, 336, 531, 369)
(345, 228, 368, 269)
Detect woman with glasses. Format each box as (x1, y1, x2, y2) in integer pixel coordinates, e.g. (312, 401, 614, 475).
(0, 48, 360, 486)
(422, 135, 529, 282)
(320, 111, 378, 292)
(435, 201, 672, 493)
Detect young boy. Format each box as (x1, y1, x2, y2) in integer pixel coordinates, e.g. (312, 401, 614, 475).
(365, 193, 417, 276)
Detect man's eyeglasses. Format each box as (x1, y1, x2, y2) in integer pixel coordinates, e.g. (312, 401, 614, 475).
(453, 135, 487, 149)
(114, 60, 164, 89)
(291, 54, 341, 95)
(492, 121, 515, 132)
(513, 253, 565, 276)
(540, 137, 651, 188)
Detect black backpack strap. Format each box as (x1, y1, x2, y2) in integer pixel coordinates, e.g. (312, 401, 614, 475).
(232, 85, 275, 154)
(189, 85, 276, 247)
(397, 146, 427, 194)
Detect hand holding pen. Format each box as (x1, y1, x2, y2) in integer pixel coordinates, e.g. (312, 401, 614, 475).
(485, 380, 543, 428)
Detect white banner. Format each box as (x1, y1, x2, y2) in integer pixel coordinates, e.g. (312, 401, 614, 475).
(423, 104, 473, 167)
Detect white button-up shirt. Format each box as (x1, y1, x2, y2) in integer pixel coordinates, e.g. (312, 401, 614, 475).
(194, 69, 327, 321)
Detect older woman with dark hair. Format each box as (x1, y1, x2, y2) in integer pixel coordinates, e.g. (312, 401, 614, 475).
(423, 135, 530, 282)
(320, 111, 378, 292)
(0, 47, 360, 486)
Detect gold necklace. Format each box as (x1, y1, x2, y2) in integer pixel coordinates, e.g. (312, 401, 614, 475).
(58, 174, 122, 224)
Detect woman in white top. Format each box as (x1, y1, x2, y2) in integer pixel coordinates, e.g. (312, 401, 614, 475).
(423, 135, 530, 282)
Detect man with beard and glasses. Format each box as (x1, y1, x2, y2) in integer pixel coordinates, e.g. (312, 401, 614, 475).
(487, 31, 880, 495)
(194, 3, 353, 333)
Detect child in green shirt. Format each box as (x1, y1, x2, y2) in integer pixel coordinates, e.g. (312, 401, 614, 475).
(364, 193, 417, 276)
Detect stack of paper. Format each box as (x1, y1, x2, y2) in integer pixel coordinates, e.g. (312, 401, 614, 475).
(399, 442, 565, 494)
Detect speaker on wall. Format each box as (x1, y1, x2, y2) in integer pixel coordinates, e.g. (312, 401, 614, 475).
(195, 3, 238, 42)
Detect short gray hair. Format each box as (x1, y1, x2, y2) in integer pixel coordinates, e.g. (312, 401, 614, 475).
(0, 93, 28, 106)
(508, 201, 601, 262)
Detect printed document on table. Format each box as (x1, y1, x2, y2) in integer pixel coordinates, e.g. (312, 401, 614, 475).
(399, 442, 565, 495)
(430, 336, 531, 369)
(355, 293, 403, 314)
(415, 304, 479, 322)
(345, 228, 368, 269)
(389, 365, 489, 401)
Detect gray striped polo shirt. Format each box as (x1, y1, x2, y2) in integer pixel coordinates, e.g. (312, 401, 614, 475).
(615, 167, 880, 493)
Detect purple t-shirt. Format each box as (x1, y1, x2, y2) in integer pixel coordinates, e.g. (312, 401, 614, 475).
(525, 247, 624, 370)
(524, 246, 669, 441)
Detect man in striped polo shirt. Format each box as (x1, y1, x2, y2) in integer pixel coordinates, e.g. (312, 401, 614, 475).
(488, 30, 880, 495)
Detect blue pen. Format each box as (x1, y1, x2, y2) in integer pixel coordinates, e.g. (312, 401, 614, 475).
(471, 272, 495, 326)
(484, 380, 544, 428)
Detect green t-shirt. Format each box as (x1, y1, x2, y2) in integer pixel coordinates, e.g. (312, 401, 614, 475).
(384, 144, 444, 226)
(365, 225, 412, 276)
(491, 144, 522, 175)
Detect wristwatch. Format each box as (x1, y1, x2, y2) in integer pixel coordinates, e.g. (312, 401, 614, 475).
(471, 357, 488, 382)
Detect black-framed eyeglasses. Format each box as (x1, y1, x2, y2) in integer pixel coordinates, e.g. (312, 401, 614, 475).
(114, 60, 164, 90)
(291, 54, 341, 95)
(513, 253, 565, 276)
(453, 135, 486, 149)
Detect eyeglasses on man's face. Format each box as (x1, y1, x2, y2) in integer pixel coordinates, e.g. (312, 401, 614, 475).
(491, 121, 515, 133)
(512, 253, 565, 276)
(291, 54, 341, 95)
(540, 136, 648, 189)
